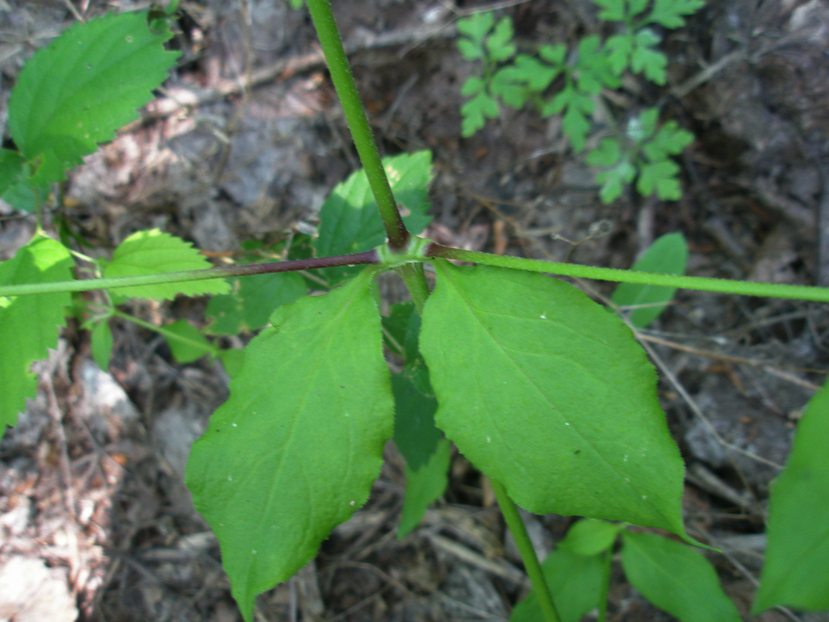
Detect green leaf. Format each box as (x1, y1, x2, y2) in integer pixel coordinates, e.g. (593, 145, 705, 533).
(492, 67, 531, 109)
(0, 149, 39, 213)
(486, 17, 516, 62)
(562, 95, 593, 152)
(185, 269, 393, 621)
(612, 233, 688, 328)
(621, 531, 741, 622)
(753, 381, 829, 612)
(504, 54, 561, 93)
(420, 262, 688, 536)
(0, 149, 26, 196)
(510, 547, 608, 622)
(637, 160, 682, 200)
(461, 76, 485, 97)
(576, 35, 620, 93)
(7, 11, 178, 185)
(558, 518, 624, 556)
(392, 367, 441, 471)
(163, 319, 214, 364)
(90, 320, 113, 369)
(586, 138, 623, 168)
(595, 162, 636, 203)
(457, 12, 495, 43)
(538, 44, 566, 67)
(588, 139, 636, 203)
(648, 0, 705, 28)
(605, 33, 634, 74)
(101, 229, 229, 300)
(462, 91, 501, 137)
(643, 120, 694, 160)
(206, 272, 306, 335)
(397, 439, 451, 539)
(0, 235, 73, 431)
(594, 0, 625, 21)
(315, 151, 432, 257)
(458, 39, 483, 61)
(631, 29, 666, 85)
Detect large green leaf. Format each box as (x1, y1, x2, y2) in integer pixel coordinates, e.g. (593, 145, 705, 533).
(101, 229, 229, 300)
(0, 235, 73, 431)
(420, 262, 687, 536)
(315, 151, 432, 257)
(612, 232, 688, 328)
(185, 269, 393, 621)
(8, 11, 178, 185)
(753, 382, 829, 613)
(621, 531, 740, 622)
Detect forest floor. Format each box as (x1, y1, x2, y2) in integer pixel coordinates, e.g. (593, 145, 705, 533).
(1, 0, 829, 620)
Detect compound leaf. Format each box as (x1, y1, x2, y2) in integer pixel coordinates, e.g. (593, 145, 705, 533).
(458, 39, 483, 60)
(486, 17, 516, 62)
(511, 547, 608, 622)
(102, 229, 229, 300)
(637, 160, 682, 200)
(8, 11, 178, 185)
(397, 439, 451, 539)
(457, 12, 495, 42)
(648, 0, 705, 28)
(492, 67, 531, 109)
(644, 120, 694, 160)
(594, 0, 625, 21)
(315, 151, 432, 257)
(461, 76, 485, 97)
(0, 235, 73, 431)
(420, 263, 688, 537)
(621, 531, 740, 622)
(631, 29, 666, 84)
(461, 91, 500, 137)
(605, 33, 634, 75)
(186, 269, 393, 621)
(753, 381, 829, 612)
(612, 232, 688, 328)
(562, 96, 593, 152)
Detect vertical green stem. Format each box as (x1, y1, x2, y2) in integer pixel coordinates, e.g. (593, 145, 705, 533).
(305, 0, 409, 249)
(491, 479, 561, 622)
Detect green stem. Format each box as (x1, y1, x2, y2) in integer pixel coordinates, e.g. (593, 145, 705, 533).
(306, 0, 408, 249)
(113, 309, 219, 357)
(490, 479, 561, 622)
(428, 244, 829, 303)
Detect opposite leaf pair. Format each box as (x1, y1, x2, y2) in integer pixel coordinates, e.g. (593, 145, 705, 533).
(186, 260, 690, 620)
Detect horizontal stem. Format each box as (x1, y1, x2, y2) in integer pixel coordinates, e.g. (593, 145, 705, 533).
(428, 244, 829, 303)
(0, 250, 378, 297)
(114, 309, 219, 357)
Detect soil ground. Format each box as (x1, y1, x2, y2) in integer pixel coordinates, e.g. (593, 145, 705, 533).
(1, 1, 829, 620)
